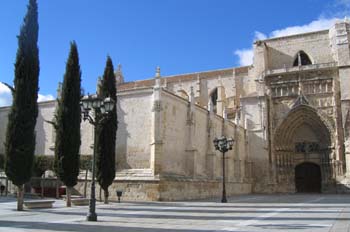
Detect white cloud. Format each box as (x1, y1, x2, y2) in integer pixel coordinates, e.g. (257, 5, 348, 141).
(234, 17, 348, 66)
(233, 31, 268, 66)
(234, 0, 350, 66)
(234, 49, 254, 66)
(0, 83, 54, 107)
(38, 94, 54, 102)
(269, 18, 338, 38)
(254, 31, 267, 40)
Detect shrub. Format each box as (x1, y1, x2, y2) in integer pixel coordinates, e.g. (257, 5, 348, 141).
(80, 155, 93, 170)
(33, 155, 54, 177)
(0, 154, 4, 170)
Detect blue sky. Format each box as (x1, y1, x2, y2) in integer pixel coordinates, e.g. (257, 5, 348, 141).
(0, 0, 349, 106)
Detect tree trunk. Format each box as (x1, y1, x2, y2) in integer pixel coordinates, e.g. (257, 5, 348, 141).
(41, 175, 44, 198)
(55, 178, 59, 199)
(104, 189, 109, 204)
(66, 186, 72, 207)
(17, 185, 24, 211)
(83, 168, 88, 198)
(5, 177, 8, 196)
(99, 185, 102, 202)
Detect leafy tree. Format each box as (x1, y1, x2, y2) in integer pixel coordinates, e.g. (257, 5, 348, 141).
(54, 42, 81, 207)
(3, 0, 39, 211)
(96, 56, 117, 204)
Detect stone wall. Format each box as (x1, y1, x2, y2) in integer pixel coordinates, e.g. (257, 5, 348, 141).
(159, 89, 253, 198)
(116, 88, 154, 169)
(0, 106, 10, 154)
(264, 30, 333, 70)
(0, 101, 57, 156)
(4, 21, 350, 198)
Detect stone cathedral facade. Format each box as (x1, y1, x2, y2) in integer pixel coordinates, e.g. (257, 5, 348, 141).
(1, 20, 350, 201)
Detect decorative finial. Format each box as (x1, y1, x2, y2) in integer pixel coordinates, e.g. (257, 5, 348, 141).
(156, 66, 161, 78)
(57, 82, 62, 99)
(97, 77, 102, 95)
(190, 86, 195, 103)
(115, 63, 124, 84)
(154, 66, 161, 88)
(116, 64, 122, 75)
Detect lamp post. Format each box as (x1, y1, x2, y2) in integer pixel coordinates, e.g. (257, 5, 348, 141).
(80, 95, 115, 222)
(213, 136, 234, 203)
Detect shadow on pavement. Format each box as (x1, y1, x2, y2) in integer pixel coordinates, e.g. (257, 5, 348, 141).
(0, 220, 212, 232)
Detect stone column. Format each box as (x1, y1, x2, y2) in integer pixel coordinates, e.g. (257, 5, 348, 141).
(216, 77, 226, 117)
(49, 82, 62, 152)
(185, 87, 197, 177)
(196, 75, 209, 108)
(330, 20, 350, 174)
(206, 99, 216, 179)
(150, 67, 163, 176)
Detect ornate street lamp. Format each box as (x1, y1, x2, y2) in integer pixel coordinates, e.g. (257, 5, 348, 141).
(80, 94, 115, 221)
(213, 136, 234, 203)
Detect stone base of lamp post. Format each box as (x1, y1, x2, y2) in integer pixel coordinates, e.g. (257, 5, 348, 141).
(221, 194, 227, 203)
(87, 212, 97, 221)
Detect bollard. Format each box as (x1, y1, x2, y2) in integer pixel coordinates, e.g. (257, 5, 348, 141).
(0, 185, 5, 196)
(116, 190, 122, 203)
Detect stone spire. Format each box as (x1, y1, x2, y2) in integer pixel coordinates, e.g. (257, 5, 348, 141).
(115, 64, 124, 84)
(155, 66, 161, 88)
(56, 82, 62, 99)
(190, 86, 195, 105)
(96, 76, 102, 96)
(156, 66, 161, 77)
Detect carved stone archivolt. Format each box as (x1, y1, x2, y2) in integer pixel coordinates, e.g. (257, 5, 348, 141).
(273, 104, 335, 185)
(274, 105, 335, 146)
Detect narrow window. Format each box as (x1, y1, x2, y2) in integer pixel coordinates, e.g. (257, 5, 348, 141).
(210, 88, 218, 113)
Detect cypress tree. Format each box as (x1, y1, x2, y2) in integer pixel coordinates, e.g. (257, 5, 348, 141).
(96, 56, 117, 204)
(54, 42, 81, 207)
(4, 0, 39, 211)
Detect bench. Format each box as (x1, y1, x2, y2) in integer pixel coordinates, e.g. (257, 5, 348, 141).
(62, 195, 82, 200)
(71, 198, 89, 206)
(24, 200, 55, 209)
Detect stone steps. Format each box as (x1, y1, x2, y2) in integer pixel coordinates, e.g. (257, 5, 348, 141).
(115, 169, 158, 181)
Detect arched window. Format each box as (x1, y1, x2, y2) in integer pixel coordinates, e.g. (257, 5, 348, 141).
(293, 51, 312, 66)
(210, 88, 218, 113)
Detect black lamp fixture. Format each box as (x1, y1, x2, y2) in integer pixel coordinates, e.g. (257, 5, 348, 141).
(80, 94, 115, 222)
(213, 136, 234, 203)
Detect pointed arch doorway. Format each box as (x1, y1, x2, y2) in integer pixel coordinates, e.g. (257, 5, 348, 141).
(295, 162, 321, 193)
(273, 103, 333, 193)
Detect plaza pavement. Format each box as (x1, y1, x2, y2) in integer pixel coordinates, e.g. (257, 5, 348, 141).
(0, 194, 349, 232)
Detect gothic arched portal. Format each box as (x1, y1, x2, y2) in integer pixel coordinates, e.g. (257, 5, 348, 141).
(273, 104, 334, 192)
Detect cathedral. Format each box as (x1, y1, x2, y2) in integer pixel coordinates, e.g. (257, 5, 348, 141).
(1, 19, 350, 201)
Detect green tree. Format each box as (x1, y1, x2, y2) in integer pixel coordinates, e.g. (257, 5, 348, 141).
(3, 0, 39, 211)
(96, 56, 117, 204)
(54, 42, 81, 207)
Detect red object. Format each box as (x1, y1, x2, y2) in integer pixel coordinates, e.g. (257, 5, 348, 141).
(33, 187, 66, 197)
